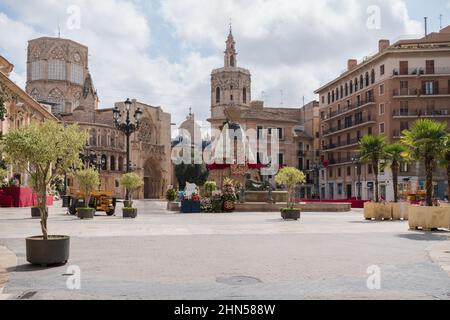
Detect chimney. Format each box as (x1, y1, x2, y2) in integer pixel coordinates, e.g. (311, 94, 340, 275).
(347, 59, 357, 71)
(378, 39, 390, 52)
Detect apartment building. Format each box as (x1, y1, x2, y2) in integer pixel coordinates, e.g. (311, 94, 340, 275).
(315, 26, 450, 201)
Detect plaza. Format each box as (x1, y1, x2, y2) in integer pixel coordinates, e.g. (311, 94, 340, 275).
(1, 200, 449, 300)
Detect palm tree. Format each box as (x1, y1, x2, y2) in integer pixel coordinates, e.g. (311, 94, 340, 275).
(439, 134, 450, 200)
(383, 143, 409, 203)
(358, 135, 387, 203)
(401, 119, 447, 207)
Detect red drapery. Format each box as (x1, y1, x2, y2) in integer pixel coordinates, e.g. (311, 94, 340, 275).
(0, 187, 53, 208)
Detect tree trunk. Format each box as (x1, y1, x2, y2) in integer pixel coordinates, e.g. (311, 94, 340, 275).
(38, 188, 48, 240)
(425, 158, 433, 207)
(447, 164, 450, 199)
(373, 160, 379, 203)
(392, 162, 399, 203)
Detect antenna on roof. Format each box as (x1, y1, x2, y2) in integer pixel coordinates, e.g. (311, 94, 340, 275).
(424, 17, 428, 37)
(57, 17, 61, 38)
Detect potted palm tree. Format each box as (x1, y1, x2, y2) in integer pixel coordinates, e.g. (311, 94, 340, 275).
(120, 172, 143, 218)
(439, 134, 450, 203)
(358, 135, 391, 220)
(73, 168, 100, 219)
(275, 167, 306, 221)
(1, 121, 88, 266)
(401, 119, 449, 230)
(383, 143, 410, 220)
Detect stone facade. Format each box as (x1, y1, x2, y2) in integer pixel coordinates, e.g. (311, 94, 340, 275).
(0, 54, 57, 184)
(208, 30, 320, 197)
(25, 37, 172, 199)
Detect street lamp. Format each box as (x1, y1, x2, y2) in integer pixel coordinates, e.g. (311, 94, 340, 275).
(308, 162, 323, 200)
(352, 156, 362, 200)
(113, 99, 143, 173)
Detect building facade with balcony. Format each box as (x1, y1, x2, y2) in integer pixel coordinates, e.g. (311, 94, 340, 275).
(315, 26, 450, 201)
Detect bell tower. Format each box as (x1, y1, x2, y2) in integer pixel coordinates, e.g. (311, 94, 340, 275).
(210, 27, 251, 115)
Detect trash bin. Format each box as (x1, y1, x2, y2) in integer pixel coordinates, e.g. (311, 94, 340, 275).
(62, 195, 71, 208)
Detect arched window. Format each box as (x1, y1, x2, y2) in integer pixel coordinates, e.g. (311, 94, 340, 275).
(216, 87, 220, 104)
(365, 72, 369, 87)
(118, 156, 124, 172)
(230, 55, 235, 67)
(345, 83, 348, 96)
(340, 86, 343, 99)
(349, 80, 353, 94)
(371, 69, 375, 84)
(90, 129, 97, 146)
(360, 75, 364, 89)
(110, 156, 116, 171)
(354, 78, 358, 92)
(101, 154, 107, 171)
(243, 87, 247, 104)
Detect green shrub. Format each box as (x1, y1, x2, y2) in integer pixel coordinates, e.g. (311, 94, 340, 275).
(166, 188, 177, 202)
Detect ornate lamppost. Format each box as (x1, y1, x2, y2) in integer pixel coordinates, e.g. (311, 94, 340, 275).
(352, 156, 362, 200)
(113, 99, 143, 173)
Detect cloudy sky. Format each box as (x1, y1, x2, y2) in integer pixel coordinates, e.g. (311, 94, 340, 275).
(0, 0, 449, 133)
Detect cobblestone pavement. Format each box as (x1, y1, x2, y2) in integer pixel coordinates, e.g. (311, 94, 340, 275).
(0, 201, 449, 300)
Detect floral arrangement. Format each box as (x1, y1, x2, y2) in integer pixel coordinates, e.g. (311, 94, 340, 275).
(222, 178, 237, 202)
(181, 191, 201, 202)
(211, 190, 224, 213)
(200, 197, 212, 213)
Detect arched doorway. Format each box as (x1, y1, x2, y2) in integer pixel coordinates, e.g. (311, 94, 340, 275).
(143, 158, 162, 199)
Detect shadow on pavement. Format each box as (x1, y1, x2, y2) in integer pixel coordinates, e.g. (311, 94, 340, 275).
(396, 232, 449, 242)
(6, 263, 65, 273)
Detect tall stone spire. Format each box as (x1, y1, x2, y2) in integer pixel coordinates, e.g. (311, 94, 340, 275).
(224, 24, 237, 68)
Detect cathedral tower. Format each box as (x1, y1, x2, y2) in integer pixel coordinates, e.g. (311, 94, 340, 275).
(210, 28, 251, 119)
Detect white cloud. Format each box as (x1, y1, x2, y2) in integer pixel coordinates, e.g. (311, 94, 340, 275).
(0, 0, 423, 129)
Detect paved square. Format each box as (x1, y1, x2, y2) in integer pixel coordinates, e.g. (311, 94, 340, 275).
(0, 201, 449, 300)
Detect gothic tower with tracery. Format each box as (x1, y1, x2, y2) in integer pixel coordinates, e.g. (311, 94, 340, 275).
(210, 28, 251, 127)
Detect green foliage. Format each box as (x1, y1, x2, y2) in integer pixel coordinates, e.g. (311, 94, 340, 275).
(204, 181, 217, 197)
(74, 168, 100, 207)
(275, 167, 306, 209)
(401, 119, 447, 206)
(174, 163, 209, 190)
(0, 167, 7, 188)
(120, 172, 144, 204)
(383, 143, 410, 202)
(166, 188, 177, 202)
(358, 135, 387, 203)
(1, 121, 88, 239)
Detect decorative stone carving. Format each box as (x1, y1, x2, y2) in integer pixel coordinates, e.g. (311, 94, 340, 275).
(48, 88, 64, 103)
(138, 117, 154, 143)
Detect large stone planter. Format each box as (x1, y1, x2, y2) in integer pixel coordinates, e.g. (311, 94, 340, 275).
(392, 202, 409, 221)
(167, 202, 180, 212)
(409, 205, 450, 231)
(364, 202, 392, 221)
(26, 235, 70, 266)
(281, 209, 301, 221)
(123, 207, 138, 218)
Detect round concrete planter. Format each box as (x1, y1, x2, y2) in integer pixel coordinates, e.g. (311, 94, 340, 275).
(281, 209, 301, 221)
(26, 235, 70, 266)
(77, 207, 95, 220)
(123, 207, 138, 218)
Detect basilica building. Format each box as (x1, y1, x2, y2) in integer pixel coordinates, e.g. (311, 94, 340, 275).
(25, 37, 172, 199)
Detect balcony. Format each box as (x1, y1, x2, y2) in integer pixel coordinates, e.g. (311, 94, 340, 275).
(324, 97, 375, 121)
(393, 109, 450, 118)
(393, 67, 450, 77)
(393, 88, 450, 98)
(327, 158, 353, 166)
(323, 138, 360, 151)
(322, 116, 375, 136)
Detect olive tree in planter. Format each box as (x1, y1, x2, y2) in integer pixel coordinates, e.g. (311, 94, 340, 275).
(73, 168, 100, 219)
(275, 167, 306, 221)
(1, 121, 88, 266)
(120, 172, 144, 218)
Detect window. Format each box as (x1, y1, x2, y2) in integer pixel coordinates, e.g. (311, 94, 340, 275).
(422, 80, 438, 95)
(48, 59, 66, 80)
(347, 167, 351, 176)
(368, 127, 373, 135)
(350, 80, 353, 94)
(399, 61, 408, 75)
(371, 69, 375, 84)
(360, 75, 364, 90)
(425, 60, 435, 74)
(379, 84, 385, 96)
(278, 128, 283, 140)
(338, 168, 342, 177)
(243, 87, 247, 104)
(257, 126, 263, 139)
(31, 61, 45, 80)
(380, 65, 385, 75)
(368, 164, 373, 174)
(400, 101, 409, 115)
(71, 63, 83, 85)
(400, 162, 409, 173)
(340, 86, 344, 98)
(216, 87, 220, 103)
(365, 72, 370, 87)
(278, 153, 284, 165)
(322, 96, 325, 104)
(354, 78, 358, 92)
(379, 103, 385, 115)
(379, 123, 385, 134)
(329, 168, 333, 178)
(327, 92, 331, 104)
(345, 83, 348, 96)
(337, 183, 343, 195)
(230, 55, 235, 67)
(110, 156, 116, 171)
